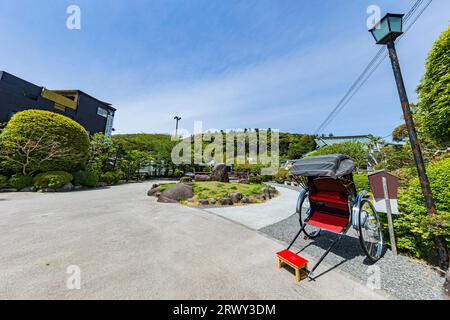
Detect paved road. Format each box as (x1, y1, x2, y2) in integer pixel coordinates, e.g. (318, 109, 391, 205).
(0, 181, 388, 299)
(204, 186, 299, 229)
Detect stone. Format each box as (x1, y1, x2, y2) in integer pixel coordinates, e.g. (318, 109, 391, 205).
(198, 199, 210, 206)
(151, 183, 160, 189)
(38, 188, 55, 193)
(57, 183, 74, 192)
(19, 187, 34, 192)
(444, 269, 450, 299)
(195, 174, 211, 182)
(0, 188, 18, 193)
(210, 164, 229, 182)
(240, 197, 250, 204)
(157, 184, 194, 203)
(228, 192, 243, 203)
(261, 187, 272, 199)
(218, 198, 233, 206)
(250, 194, 266, 202)
(147, 186, 161, 197)
(97, 182, 108, 188)
(208, 198, 217, 205)
(238, 179, 250, 184)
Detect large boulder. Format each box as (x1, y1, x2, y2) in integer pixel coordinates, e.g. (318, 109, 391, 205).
(157, 184, 194, 203)
(444, 269, 450, 299)
(218, 198, 233, 206)
(228, 192, 243, 203)
(57, 183, 74, 192)
(195, 174, 211, 182)
(210, 164, 229, 182)
(147, 186, 161, 197)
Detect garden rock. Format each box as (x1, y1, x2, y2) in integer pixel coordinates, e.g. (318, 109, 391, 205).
(240, 197, 250, 204)
(58, 183, 74, 192)
(444, 269, 450, 299)
(19, 187, 34, 192)
(261, 187, 273, 199)
(208, 198, 217, 205)
(157, 184, 194, 203)
(0, 188, 18, 193)
(38, 188, 56, 193)
(195, 174, 211, 182)
(147, 186, 161, 197)
(210, 164, 229, 182)
(250, 194, 266, 202)
(238, 179, 250, 184)
(218, 198, 233, 206)
(198, 199, 210, 206)
(228, 192, 243, 203)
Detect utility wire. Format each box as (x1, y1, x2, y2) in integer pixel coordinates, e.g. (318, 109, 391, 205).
(314, 0, 432, 135)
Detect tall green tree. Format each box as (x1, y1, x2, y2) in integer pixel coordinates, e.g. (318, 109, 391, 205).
(416, 25, 450, 147)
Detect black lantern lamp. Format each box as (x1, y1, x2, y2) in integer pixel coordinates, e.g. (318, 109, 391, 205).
(369, 13, 404, 45)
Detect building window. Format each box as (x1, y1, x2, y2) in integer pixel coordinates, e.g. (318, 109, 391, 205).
(97, 107, 108, 118)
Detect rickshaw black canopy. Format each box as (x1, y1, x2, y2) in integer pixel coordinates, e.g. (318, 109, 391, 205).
(290, 154, 355, 179)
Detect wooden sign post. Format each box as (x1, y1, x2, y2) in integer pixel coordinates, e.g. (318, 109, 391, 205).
(368, 170, 399, 255)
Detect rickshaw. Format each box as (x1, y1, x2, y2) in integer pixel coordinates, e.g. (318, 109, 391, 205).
(277, 154, 384, 280)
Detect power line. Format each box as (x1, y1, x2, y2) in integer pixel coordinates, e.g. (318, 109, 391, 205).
(314, 0, 432, 135)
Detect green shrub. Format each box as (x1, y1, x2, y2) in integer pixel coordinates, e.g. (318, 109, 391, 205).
(73, 170, 99, 187)
(100, 171, 122, 185)
(261, 175, 273, 182)
(8, 174, 33, 190)
(180, 176, 193, 184)
(33, 171, 73, 190)
(0, 110, 90, 175)
(249, 176, 262, 184)
(394, 157, 450, 260)
(273, 168, 290, 184)
(0, 175, 8, 188)
(353, 174, 371, 193)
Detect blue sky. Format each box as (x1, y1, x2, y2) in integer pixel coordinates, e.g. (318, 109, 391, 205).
(0, 0, 449, 137)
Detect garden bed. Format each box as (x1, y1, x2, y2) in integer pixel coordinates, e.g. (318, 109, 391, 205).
(156, 181, 278, 206)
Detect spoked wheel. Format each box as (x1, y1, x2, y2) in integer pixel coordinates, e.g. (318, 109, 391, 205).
(358, 199, 383, 262)
(296, 191, 321, 239)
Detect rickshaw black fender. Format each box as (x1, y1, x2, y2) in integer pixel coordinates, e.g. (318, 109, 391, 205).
(351, 190, 370, 232)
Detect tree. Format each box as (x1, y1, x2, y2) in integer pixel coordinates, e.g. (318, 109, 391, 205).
(416, 25, 450, 147)
(307, 141, 368, 169)
(392, 124, 409, 142)
(117, 150, 152, 181)
(87, 133, 117, 173)
(0, 110, 89, 175)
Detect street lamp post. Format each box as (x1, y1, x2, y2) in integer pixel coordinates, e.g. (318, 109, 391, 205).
(174, 115, 181, 137)
(369, 13, 436, 216)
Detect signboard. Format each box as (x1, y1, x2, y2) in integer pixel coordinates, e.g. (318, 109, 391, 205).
(368, 170, 399, 215)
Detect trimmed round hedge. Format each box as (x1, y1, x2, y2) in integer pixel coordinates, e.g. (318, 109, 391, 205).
(73, 170, 99, 187)
(8, 174, 33, 190)
(0, 175, 8, 188)
(33, 171, 73, 190)
(0, 110, 90, 174)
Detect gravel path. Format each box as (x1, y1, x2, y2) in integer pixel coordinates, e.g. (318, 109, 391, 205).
(260, 184, 445, 300)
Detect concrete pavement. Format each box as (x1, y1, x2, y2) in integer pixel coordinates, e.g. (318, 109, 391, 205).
(204, 185, 299, 230)
(0, 181, 389, 299)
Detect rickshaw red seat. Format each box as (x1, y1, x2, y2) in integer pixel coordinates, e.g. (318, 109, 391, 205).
(307, 211, 349, 233)
(309, 191, 348, 205)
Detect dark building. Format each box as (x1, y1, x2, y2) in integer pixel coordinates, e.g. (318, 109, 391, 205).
(0, 71, 115, 136)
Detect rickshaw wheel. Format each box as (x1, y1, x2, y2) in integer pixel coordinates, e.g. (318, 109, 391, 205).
(297, 191, 321, 239)
(358, 199, 383, 262)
